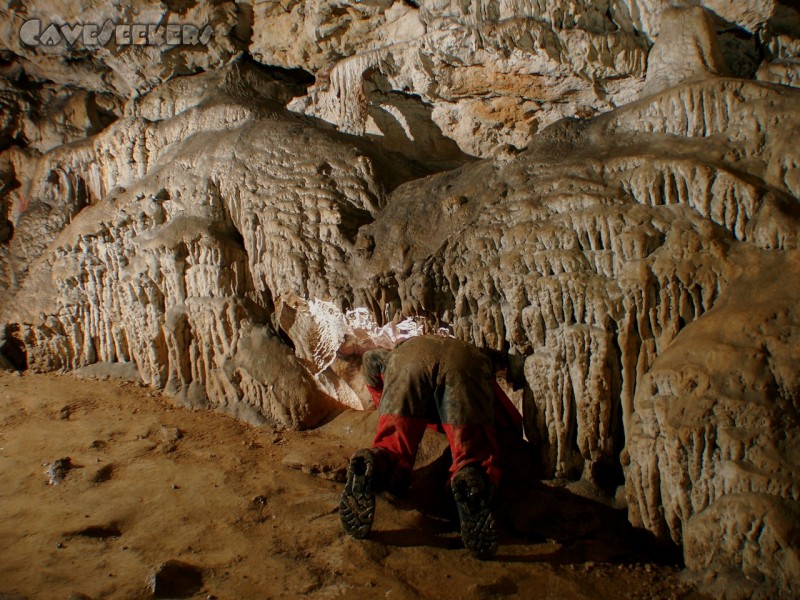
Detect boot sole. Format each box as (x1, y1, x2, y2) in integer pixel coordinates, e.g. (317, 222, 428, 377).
(452, 468, 498, 560)
(340, 451, 376, 539)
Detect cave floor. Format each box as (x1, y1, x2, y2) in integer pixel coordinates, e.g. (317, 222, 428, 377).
(0, 372, 707, 600)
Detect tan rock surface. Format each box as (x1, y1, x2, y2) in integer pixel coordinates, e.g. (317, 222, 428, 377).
(0, 0, 245, 97)
(1, 1, 800, 598)
(625, 251, 800, 598)
(349, 77, 800, 594)
(642, 6, 729, 97)
(292, 7, 649, 160)
(1, 58, 423, 429)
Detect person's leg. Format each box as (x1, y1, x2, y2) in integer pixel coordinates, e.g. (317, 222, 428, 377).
(441, 423, 500, 486)
(435, 342, 500, 559)
(442, 423, 500, 559)
(369, 349, 435, 488)
(341, 352, 433, 538)
(372, 413, 428, 489)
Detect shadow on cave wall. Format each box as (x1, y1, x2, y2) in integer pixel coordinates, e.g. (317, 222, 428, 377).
(2, 324, 27, 370)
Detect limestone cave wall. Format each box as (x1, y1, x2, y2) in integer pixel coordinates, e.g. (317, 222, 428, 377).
(1, 1, 799, 598)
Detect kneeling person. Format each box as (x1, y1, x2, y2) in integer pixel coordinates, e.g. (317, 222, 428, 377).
(339, 335, 521, 560)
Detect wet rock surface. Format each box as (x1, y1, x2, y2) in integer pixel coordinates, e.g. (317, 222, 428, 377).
(0, 1, 799, 598)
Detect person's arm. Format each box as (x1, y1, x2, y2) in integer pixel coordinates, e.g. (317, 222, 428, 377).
(363, 348, 390, 408)
(366, 378, 384, 408)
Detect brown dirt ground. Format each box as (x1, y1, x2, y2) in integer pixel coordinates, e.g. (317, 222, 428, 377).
(0, 372, 709, 599)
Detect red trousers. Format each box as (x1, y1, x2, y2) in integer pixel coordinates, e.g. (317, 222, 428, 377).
(372, 414, 501, 486)
(363, 337, 521, 488)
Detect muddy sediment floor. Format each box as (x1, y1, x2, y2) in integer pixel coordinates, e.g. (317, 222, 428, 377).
(0, 372, 707, 599)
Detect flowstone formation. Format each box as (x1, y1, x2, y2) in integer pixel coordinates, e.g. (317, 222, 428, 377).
(1, 1, 799, 598)
(2, 58, 425, 428)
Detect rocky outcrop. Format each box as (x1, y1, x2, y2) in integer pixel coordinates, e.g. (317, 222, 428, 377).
(626, 252, 800, 599)
(256, 1, 800, 159)
(353, 77, 799, 479)
(642, 6, 729, 96)
(0, 0, 246, 97)
(289, 3, 649, 160)
(342, 73, 800, 594)
(757, 26, 800, 89)
(1, 59, 423, 429)
(0, 77, 121, 153)
(250, 0, 424, 74)
(1, 1, 800, 598)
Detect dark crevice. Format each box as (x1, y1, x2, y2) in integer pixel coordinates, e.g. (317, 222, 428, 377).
(71, 523, 122, 539)
(0, 169, 17, 243)
(161, 0, 198, 15)
(338, 203, 374, 245)
(605, 7, 620, 31)
(602, 323, 627, 490)
(710, 13, 762, 79)
(3, 324, 27, 371)
(771, 2, 800, 36)
(73, 176, 88, 215)
(232, 1, 254, 48)
(567, 388, 582, 479)
(229, 227, 245, 249)
(174, 241, 190, 262)
(275, 324, 296, 353)
(0, 217, 13, 243)
(86, 94, 121, 135)
(247, 58, 315, 94)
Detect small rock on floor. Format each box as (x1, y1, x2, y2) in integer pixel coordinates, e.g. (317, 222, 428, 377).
(46, 457, 74, 485)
